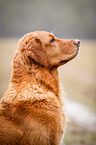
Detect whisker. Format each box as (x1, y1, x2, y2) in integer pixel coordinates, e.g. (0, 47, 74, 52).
(51, 27, 57, 33)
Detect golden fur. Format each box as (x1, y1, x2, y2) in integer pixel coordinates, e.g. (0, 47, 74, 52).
(0, 31, 79, 145)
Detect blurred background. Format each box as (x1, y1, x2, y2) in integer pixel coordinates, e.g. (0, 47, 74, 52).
(0, 0, 96, 144)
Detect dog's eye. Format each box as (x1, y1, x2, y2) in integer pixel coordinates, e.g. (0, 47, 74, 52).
(50, 38, 55, 43)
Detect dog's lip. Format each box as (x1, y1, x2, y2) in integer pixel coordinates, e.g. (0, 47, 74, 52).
(51, 50, 79, 69)
(59, 50, 79, 65)
(59, 60, 68, 64)
(51, 56, 74, 69)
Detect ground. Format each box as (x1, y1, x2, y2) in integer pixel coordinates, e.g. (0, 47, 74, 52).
(0, 38, 96, 145)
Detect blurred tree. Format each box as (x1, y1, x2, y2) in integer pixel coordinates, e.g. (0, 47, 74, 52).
(0, 0, 96, 39)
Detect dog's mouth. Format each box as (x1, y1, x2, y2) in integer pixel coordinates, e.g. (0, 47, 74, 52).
(59, 52, 78, 65)
(51, 49, 79, 70)
(59, 60, 68, 64)
(51, 59, 69, 70)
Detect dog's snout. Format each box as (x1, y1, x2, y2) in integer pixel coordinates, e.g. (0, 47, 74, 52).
(73, 39, 80, 47)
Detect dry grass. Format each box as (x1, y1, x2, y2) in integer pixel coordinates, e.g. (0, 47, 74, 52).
(64, 121, 96, 145)
(0, 38, 18, 97)
(59, 40, 96, 111)
(0, 38, 96, 144)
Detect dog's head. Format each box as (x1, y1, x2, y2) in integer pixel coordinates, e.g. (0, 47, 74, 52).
(17, 31, 80, 70)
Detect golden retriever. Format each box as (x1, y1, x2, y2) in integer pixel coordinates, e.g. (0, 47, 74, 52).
(0, 31, 80, 145)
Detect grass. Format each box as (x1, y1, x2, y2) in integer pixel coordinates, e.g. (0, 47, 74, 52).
(59, 40, 96, 111)
(0, 38, 96, 144)
(63, 121, 96, 145)
(0, 38, 18, 97)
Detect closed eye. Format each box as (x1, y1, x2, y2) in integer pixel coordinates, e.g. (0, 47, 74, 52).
(50, 38, 55, 43)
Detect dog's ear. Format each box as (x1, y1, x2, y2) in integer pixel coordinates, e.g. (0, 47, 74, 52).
(22, 37, 49, 67)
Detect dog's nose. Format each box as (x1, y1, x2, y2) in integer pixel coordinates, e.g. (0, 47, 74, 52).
(73, 39, 80, 47)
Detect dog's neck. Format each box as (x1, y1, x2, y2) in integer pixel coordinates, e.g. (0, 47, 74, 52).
(2, 59, 61, 103)
(10, 55, 59, 84)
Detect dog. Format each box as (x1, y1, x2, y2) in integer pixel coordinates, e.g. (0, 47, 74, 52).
(0, 31, 80, 145)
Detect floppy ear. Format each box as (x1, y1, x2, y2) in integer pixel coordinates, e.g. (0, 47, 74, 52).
(24, 37, 49, 67)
